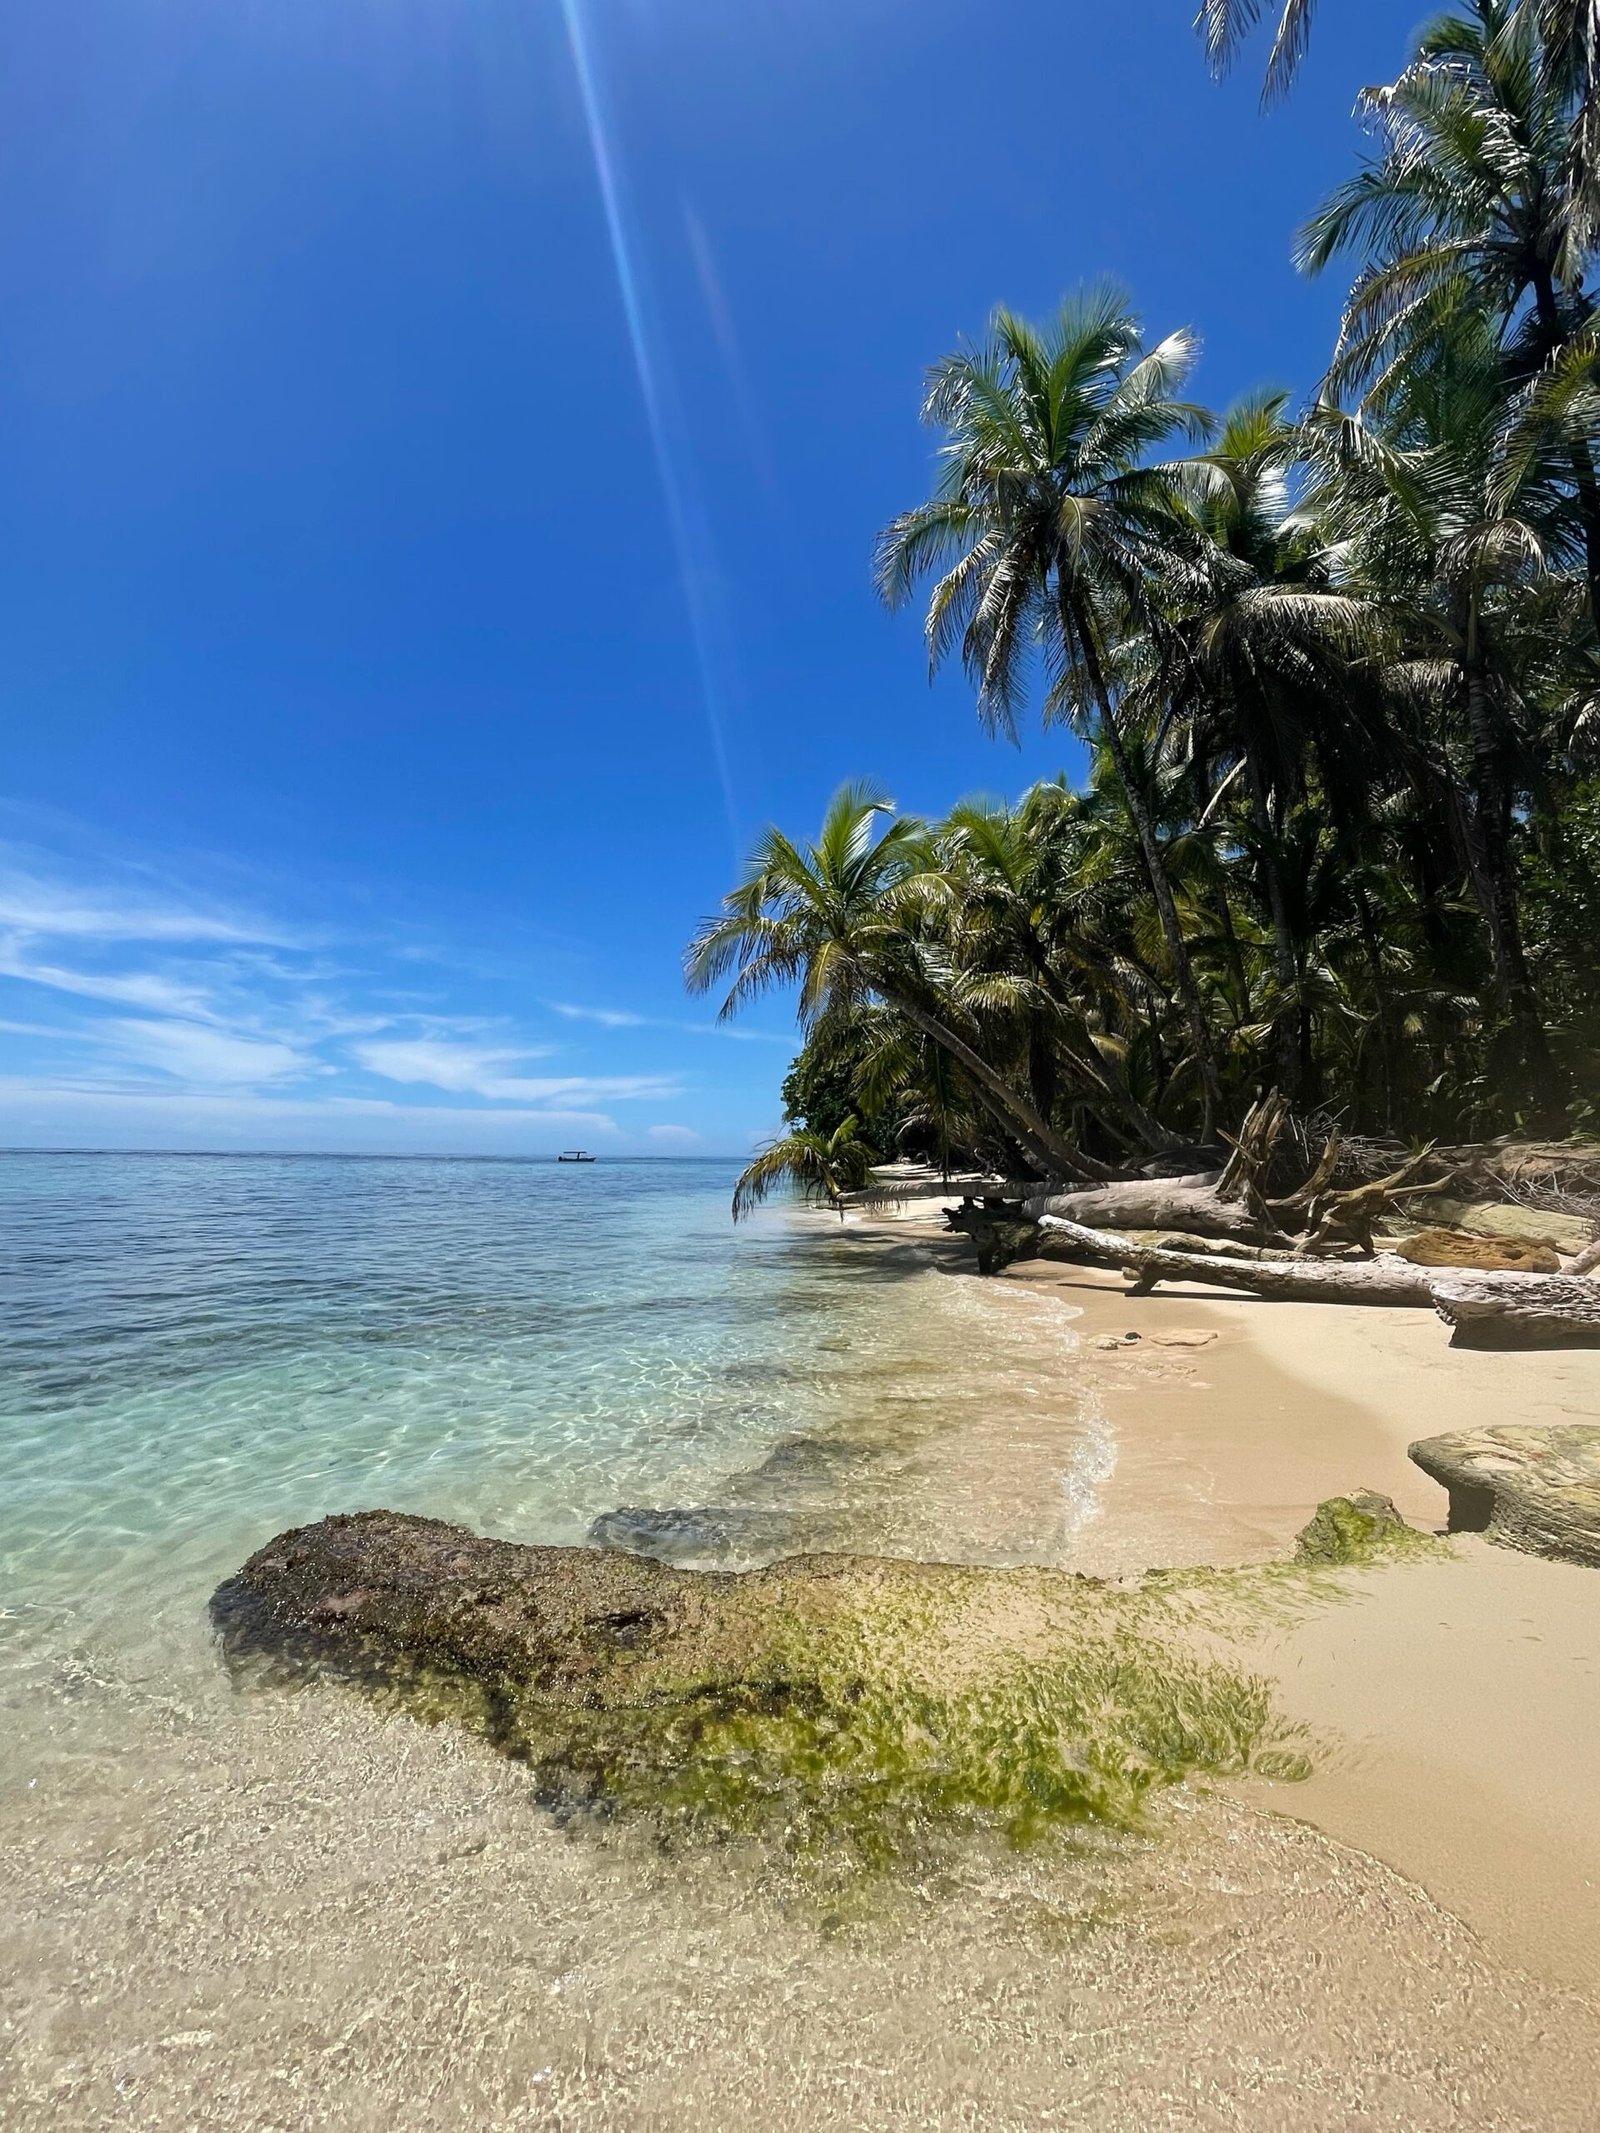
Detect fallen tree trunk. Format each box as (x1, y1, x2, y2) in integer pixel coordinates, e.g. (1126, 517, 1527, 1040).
(947, 1203, 1600, 1327)
(1430, 1274, 1600, 1346)
(1024, 1179, 1279, 1245)
(1016, 1096, 1441, 1256)
(1146, 1232, 1288, 1260)
(1034, 1216, 1439, 1304)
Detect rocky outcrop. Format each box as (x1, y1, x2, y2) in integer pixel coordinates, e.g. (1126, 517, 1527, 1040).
(1294, 1492, 1439, 1565)
(212, 1511, 1306, 1858)
(1396, 1228, 1561, 1274)
(1408, 1426, 1600, 1567)
(213, 1508, 723, 1701)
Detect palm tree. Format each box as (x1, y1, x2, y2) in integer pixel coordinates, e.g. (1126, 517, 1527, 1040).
(931, 794, 1177, 1149)
(1198, 0, 1319, 104)
(730, 1117, 877, 1221)
(1205, 0, 1600, 262)
(1297, 0, 1600, 614)
(684, 781, 1099, 1179)
(1303, 332, 1575, 1106)
(1162, 388, 1388, 1095)
(1542, 0, 1600, 250)
(874, 287, 1228, 1133)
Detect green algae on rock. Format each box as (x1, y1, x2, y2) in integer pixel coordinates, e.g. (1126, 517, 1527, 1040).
(1294, 1491, 1445, 1567)
(214, 1510, 1308, 1864)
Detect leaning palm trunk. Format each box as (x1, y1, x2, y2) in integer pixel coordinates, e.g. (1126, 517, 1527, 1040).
(1094, 704, 1226, 1135)
(1529, 267, 1600, 625)
(891, 995, 1107, 1182)
(1045, 1000, 1177, 1155)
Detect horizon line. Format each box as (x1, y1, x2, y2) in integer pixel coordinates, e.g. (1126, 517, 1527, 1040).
(0, 1145, 750, 1163)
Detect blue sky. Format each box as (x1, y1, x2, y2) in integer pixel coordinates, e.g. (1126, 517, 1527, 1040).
(0, 0, 1407, 1155)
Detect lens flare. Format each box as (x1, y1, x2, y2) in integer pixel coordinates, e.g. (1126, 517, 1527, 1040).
(558, 0, 740, 847)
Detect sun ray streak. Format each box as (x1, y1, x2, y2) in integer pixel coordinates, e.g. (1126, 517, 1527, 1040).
(558, 0, 740, 848)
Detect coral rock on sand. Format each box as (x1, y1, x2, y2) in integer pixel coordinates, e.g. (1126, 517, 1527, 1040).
(1293, 1491, 1438, 1565)
(214, 1508, 709, 1695)
(1397, 1228, 1561, 1274)
(212, 1510, 1303, 1854)
(1409, 1425, 1600, 1568)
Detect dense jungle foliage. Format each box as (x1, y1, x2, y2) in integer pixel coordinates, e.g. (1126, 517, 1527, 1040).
(691, 0, 1600, 1196)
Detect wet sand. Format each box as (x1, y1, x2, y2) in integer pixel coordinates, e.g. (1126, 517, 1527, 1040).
(854, 1203, 1600, 2000)
(1232, 1541, 1600, 1994)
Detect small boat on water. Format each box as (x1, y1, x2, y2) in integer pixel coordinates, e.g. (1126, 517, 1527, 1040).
(557, 1150, 597, 1164)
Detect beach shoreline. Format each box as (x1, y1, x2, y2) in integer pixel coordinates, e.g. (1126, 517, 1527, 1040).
(840, 1194, 1600, 1996)
(7, 1171, 1600, 2128)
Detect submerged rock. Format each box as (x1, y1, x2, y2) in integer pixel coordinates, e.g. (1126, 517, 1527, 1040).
(587, 1503, 814, 1567)
(752, 1432, 879, 1482)
(1294, 1491, 1439, 1566)
(213, 1510, 1305, 1861)
(213, 1508, 710, 1700)
(1409, 1425, 1600, 1568)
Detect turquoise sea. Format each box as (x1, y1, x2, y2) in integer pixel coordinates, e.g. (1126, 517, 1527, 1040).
(1, 1151, 1102, 1773)
(10, 1154, 1586, 2131)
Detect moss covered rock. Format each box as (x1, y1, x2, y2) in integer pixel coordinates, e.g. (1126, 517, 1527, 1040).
(215, 1510, 1307, 1862)
(1293, 1492, 1442, 1566)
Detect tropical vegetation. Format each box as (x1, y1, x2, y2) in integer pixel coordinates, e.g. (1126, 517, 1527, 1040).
(694, 0, 1600, 1209)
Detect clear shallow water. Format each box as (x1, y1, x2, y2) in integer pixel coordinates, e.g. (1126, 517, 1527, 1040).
(0, 1151, 1100, 1763)
(8, 1155, 1597, 2132)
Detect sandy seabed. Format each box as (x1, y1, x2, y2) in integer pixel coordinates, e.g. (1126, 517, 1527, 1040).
(8, 1204, 1600, 2129)
(6, 1679, 1600, 2133)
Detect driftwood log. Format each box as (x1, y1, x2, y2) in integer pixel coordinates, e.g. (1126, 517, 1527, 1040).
(1019, 1094, 1439, 1256)
(1025, 1179, 1278, 1245)
(1039, 1216, 1600, 1332)
(1430, 1274, 1600, 1345)
(946, 1206, 1600, 1340)
(1033, 1216, 1440, 1304)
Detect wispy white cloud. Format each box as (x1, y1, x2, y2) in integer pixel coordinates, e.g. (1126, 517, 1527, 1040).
(107, 1019, 317, 1087)
(0, 947, 222, 1020)
(683, 1022, 790, 1044)
(549, 1001, 647, 1029)
(0, 836, 775, 1149)
(0, 1077, 625, 1149)
(0, 855, 294, 947)
(0, 1015, 83, 1039)
(352, 1037, 678, 1107)
(549, 999, 790, 1045)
